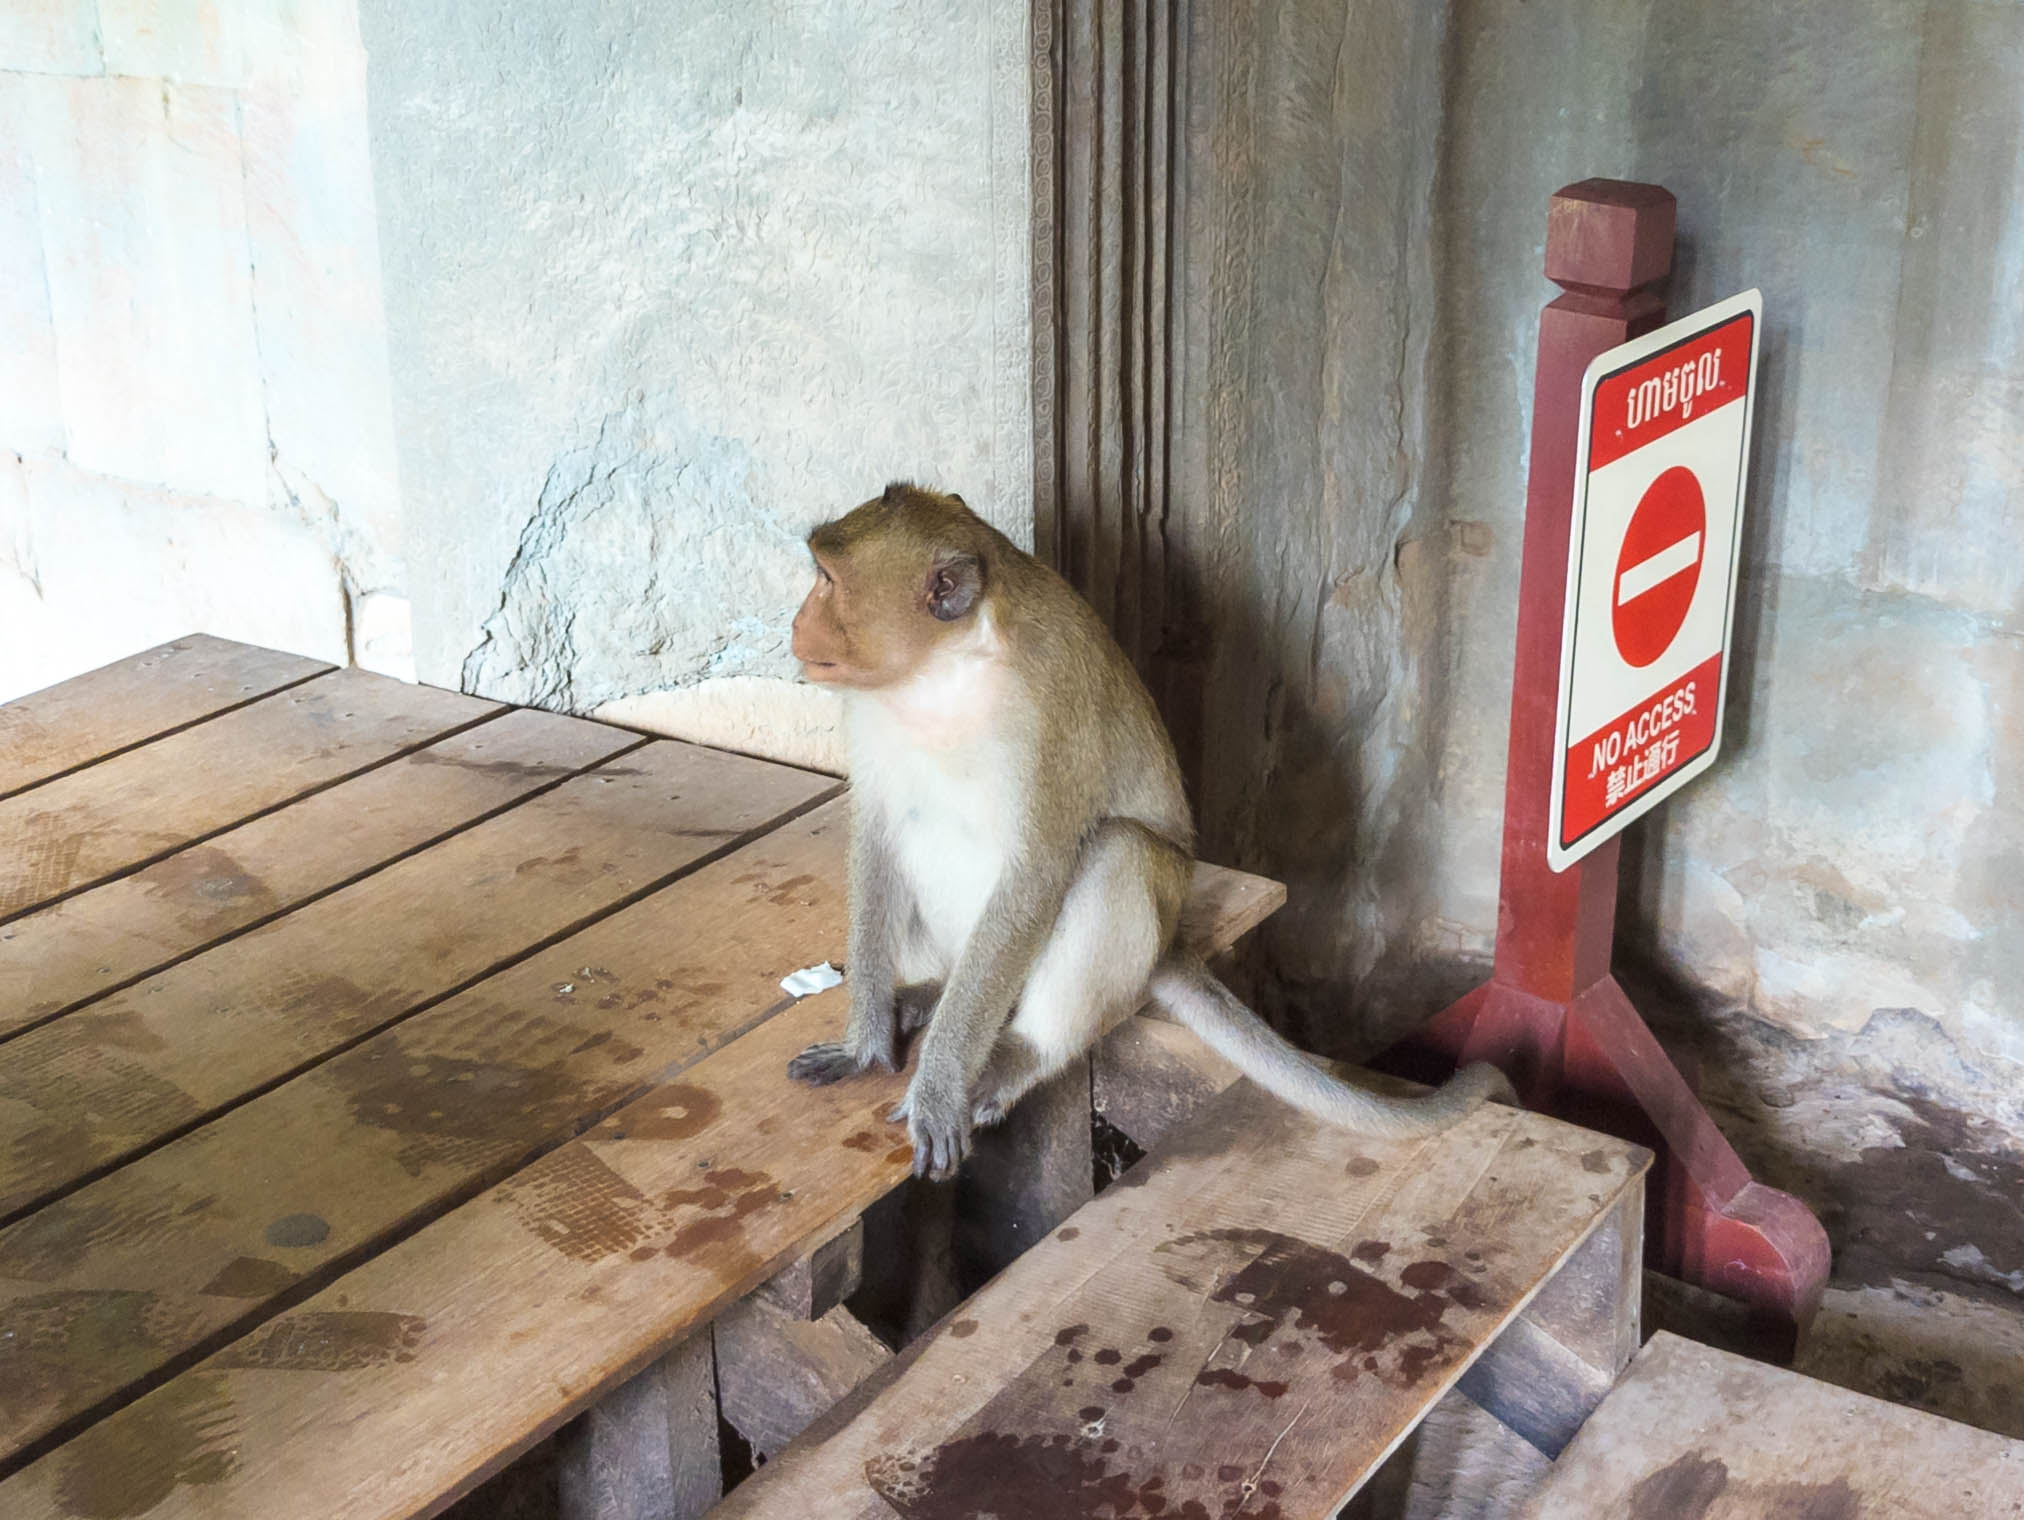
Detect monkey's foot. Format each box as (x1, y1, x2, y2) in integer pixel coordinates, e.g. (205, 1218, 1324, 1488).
(898, 988, 938, 1036)
(969, 1092, 1010, 1129)
(788, 1041, 881, 1085)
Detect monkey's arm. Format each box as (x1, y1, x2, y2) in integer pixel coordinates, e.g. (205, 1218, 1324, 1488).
(788, 805, 904, 1083)
(896, 853, 1076, 1179)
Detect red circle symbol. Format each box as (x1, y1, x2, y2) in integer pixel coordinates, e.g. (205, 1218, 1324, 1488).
(1612, 466, 1706, 668)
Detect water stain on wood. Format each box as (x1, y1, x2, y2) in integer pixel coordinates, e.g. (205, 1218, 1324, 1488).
(199, 1256, 297, 1298)
(214, 1310, 426, 1372)
(1195, 1367, 1289, 1398)
(337, 1045, 583, 1150)
(567, 1028, 647, 1063)
(53, 1371, 238, 1519)
(264, 1212, 330, 1248)
(1162, 1228, 1486, 1390)
(1624, 1451, 1862, 1520)
(865, 1433, 1218, 1520)
(2, 1289, 170, 1427)
(949, 1319, 979, 1339)
(1626, 1451, 1730, 1519)
(407, 749, 572, 782)
(662, 1167, 781, 1260)
(139, 844, 278, 921)
(0, 1188, 197, 1279)
(0, 1013, 205, 1175)
(501, 1144, 651, 1263)
(761, 873, 819, 907)
(1347, 1156, 1381, 1177)
(609, 1084, 720, 1141)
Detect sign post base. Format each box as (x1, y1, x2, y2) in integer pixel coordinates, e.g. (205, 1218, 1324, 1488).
(1382, 180, 1828, 1353)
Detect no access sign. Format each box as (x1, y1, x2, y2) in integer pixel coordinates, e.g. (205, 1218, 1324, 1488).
(1547, 290, 1762, 872)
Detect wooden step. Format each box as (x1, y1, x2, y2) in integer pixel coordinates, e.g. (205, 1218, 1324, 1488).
(711, 1077, 1650, 1518)
(1522, 1330, 2024, 1518)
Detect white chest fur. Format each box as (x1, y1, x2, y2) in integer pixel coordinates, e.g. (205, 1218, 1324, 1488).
(845, 628, 1015, 962)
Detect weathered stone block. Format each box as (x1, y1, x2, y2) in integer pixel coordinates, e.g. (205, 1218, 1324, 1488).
(98, 0, 249, 87)
(595, 677, 844, 776)
(0, 0, 103, 76)
(23, 74, 267, 504)
(0, 78, 64, 457)
(242, 14, 402, 593)
(0, 455, 345, 703)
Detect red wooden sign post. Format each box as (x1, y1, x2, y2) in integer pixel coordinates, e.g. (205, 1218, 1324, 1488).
(1389, 180, 1829, 1343)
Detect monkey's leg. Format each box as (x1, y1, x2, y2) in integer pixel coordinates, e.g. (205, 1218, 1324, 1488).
(969, 822, 1172, 1128)
(790, 815, 930, 1084)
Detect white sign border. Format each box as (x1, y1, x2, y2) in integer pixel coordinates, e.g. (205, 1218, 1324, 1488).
(1545, 288, 1763, 874)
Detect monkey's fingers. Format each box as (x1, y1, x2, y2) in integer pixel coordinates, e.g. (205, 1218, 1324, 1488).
(787, 1042, 867, 1085)
(886, 1093, 913, 1124)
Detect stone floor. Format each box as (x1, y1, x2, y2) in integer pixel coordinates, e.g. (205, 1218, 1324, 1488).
(1629, 968, 2024, 1443)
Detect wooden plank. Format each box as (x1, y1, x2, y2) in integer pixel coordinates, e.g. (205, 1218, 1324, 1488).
(0, 636, 330, 800)
(0, 741, 836, 1222)
(1451, 1179, 1639, 1459)
(0, 667, 497, 921)
(712, 1087, 1650, 1520)
(1092, 1012, 1242, 1150)
(557, 1332, 720, 1520)
(715, 1300, 893, 1462)
(1177, 861, 1286, 963)
(0, 858, 1284, 1511)
(0, 708, 641, 1040)
(1522, 1331, 2024, 1518)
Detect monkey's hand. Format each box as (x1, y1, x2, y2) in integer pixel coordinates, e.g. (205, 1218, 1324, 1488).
(888, 1070, 972, 1180)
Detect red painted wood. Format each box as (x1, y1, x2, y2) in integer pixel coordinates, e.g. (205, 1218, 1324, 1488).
(1394, 180, 1829, 1347)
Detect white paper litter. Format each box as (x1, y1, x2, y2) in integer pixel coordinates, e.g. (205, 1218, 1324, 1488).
(779, 961, 844, 998)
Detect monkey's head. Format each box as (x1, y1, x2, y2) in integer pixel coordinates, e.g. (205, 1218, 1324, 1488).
(791, 482, 990, 689)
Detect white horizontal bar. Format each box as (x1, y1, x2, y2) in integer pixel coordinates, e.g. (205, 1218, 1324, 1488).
(1617, 531, 1701, 603)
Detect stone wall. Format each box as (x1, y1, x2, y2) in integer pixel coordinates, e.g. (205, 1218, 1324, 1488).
(358, 0, 1032, 773)
(0, 0, 410, 701)
(1423, 0, 2024, 1113)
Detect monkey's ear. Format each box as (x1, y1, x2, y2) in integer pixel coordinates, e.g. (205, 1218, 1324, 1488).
(926, 552, 983, 621)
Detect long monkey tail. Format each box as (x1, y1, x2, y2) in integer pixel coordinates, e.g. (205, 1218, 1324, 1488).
(1147, 955, 1515, 1140)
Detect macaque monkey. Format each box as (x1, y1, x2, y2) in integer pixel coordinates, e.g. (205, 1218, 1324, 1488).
(788, 482, 1510, 1179)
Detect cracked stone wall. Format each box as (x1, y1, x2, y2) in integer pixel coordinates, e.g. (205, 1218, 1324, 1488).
(0, 0, 411, 701)
(1420, 0, 2024, 1102)
(358, 0, 1032, 772)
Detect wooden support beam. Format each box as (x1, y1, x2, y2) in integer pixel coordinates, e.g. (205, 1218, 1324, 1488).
(753, 1216, 865, 1321)
(713, 1300, 893, 1464)
(556, 1331, 720, 1520)
(1454, 1178, 1644, 1457)
(1092, 1012, 1241, 1151)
